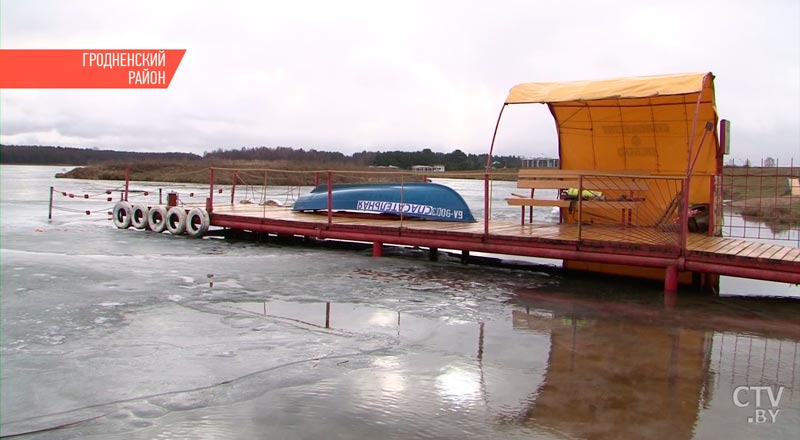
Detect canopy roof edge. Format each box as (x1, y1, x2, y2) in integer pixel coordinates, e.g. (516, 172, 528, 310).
(505, 72, 712, 104)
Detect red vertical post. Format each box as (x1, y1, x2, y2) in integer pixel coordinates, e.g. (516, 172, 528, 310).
(314, 172, 320, 187)
(399, 172, 405, 223)
(665, 265, 679, 295)
(209, 168, 215, 210)
(483, 173, 490, 237)
(703, 273, 720, 295)
(789, 158, 800, 247)
(231, 170, 238, 205)
(327, 171, 333, 226)
(124, 166, 130, 202)
(373, 241, 383, 257)
(743, 165, 748, 238)
(679, 178, 689, 255)
(708, 174, 715, 236)
(760, 159, 767, 239)
(680, 74, 709, 253)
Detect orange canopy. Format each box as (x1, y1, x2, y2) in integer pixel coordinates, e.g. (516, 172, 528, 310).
(503, 72, 720, 177)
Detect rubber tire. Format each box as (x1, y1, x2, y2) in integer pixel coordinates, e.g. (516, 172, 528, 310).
(130, 204, 150, 230)
(185, 208, 210, 238)
(147, 205, 168, 233)
(112, 201, 132, 229)
(166, 207, 187, 235)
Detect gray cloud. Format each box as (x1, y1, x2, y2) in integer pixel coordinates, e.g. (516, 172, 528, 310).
(1, 0, 798, 163)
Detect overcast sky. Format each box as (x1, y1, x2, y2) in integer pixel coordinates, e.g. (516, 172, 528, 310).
(1, 0, 798, 163)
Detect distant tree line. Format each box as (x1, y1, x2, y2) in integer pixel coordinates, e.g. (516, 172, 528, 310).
(204, 146, 349, 163)
(204, 146, 521, 169)
(365, 148, 520, 170)
(0, 145, 200, 165)
(1, 144, 523, 170)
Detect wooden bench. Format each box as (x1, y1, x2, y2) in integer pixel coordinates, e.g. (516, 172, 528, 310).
(507, 169, 649, 225)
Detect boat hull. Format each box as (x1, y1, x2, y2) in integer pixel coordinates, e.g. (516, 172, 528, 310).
(292, 183, 475, 222)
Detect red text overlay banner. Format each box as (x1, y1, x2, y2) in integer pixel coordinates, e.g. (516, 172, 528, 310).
(0, 49, 186, 88)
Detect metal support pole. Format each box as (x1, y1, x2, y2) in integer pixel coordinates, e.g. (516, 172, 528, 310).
(262, 171, 268, 206)
(124, 166, 130, 202)
(485, 104, 507, 171)
(400, 172, 405, 224)
(327, 171, 333, 227)
(678, 179, 688, 257)
(209, 168, 215, 213)
(48, 186, 54, 220)
(373, 241, 383, 257)
(529, 188, 534, 224)
(325, 302, 331, 329)
(231, 170, 238, 205)
(159, 188, 163, 205)
(483, 173, 490, 238)
(680, 74, 711, 254)
(665, 265, 679, 294)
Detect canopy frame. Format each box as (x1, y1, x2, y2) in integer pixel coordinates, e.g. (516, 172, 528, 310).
(485, 72, 721, 254)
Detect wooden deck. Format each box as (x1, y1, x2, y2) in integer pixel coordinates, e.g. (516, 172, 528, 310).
(209, 204, 800, 285)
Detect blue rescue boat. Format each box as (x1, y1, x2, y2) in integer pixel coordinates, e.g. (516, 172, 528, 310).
(292, 183, 476, 222)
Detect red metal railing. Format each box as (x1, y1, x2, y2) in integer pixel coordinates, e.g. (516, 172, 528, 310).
(717, 159, 799, 244)
(207, 167, 694, 251)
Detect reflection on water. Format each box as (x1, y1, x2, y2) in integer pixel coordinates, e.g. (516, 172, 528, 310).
(723, 206, 800, 242)
(507, 290, 800, 440)
(206, 296, 800, 440)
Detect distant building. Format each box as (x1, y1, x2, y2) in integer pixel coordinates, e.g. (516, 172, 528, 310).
(521, 157, 559, 168)
(764, 157, 776, 168)
(790, 178, 800, 196)
(411, 165, 445, 173)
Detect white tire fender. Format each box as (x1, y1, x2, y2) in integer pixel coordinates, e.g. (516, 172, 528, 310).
(166, 207, 187, 235)
(186, 208, 210, 238)
(130, 204, 150, 229)
(147, 205, 168, 233)
(112, 201, 132, 229)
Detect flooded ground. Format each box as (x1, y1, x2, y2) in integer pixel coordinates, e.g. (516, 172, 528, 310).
(2, 165, 799, 439)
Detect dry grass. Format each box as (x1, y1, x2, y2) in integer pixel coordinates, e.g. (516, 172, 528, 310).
(735, 196, 800, 228)
(57, 159, 409, 185)
(56, 160, 520, 185)
(722, 166, 799, 200)
(722, 167, 800, 228)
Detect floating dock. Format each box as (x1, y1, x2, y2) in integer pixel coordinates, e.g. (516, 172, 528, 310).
(206, 201, 800, 292)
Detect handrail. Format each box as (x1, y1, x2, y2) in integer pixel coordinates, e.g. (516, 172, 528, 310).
(518, 169, 687, 180)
